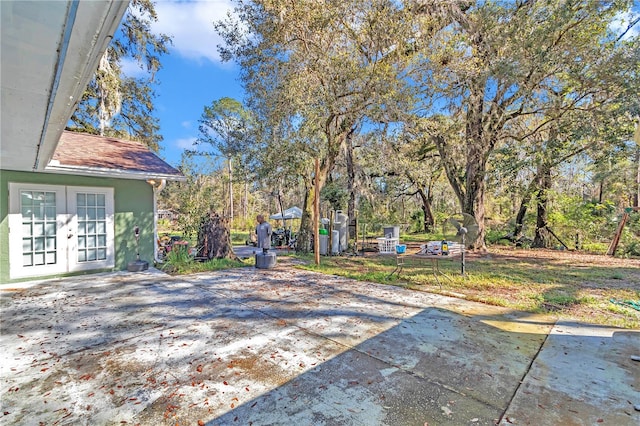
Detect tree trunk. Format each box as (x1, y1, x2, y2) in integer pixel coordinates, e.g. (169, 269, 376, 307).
(197, 212, 239, 260)
(296, 185, 314, 253)
(463, 141, 487, 250)
(635, 120, 640, 208)
(277, 186, 285, 221)
(533, 166, 552, 248)
(513, 175, 539, 238)
(635, 143, 640, 208)
(598, 178, 604, 204)
(228, 158, 234, 222)
(417, 187, 435, 233)
(244, 181, 248, 221)
(346, 132, 356, 224)
(296, 115, 352, 252)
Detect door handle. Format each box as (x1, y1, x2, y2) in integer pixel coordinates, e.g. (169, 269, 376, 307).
(67, 233, 73, 239)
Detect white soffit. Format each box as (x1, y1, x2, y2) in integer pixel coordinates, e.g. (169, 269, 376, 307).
(0, 0, 129, 172)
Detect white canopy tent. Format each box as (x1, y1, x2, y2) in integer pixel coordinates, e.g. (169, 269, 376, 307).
(270, 206, 303, 221)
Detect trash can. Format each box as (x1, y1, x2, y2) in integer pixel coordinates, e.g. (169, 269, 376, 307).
(319, 234, 328, 255)
(383, 225, 400, 239)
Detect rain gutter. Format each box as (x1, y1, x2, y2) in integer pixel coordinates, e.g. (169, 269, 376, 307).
(33, 0, 80, 171)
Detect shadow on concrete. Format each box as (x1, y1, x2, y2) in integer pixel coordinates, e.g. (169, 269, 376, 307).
(1, 268, 638, 425)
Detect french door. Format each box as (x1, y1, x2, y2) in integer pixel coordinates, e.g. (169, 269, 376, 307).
(8, 183, 114, 279)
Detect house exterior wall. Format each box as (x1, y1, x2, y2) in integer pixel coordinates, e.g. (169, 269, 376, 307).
(0, 170, 155, 283)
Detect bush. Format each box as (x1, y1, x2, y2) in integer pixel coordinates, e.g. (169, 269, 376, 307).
(160, 245, 193, 274)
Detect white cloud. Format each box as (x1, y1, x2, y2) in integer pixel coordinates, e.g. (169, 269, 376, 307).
(120, 57, 149, 78)
(181, 120, 192, 129)
(610, 10, 639, 41)
(175, 137, 198, 149)
(153, 0, 235, 64)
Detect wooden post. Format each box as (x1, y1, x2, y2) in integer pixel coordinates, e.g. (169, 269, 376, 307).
(314, 158, 320, 265)
(607, 212, 630, 256)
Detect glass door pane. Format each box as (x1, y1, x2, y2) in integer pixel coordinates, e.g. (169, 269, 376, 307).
(75, 192, 109, 263)
(20, 190, 57, 267)
(9, 183, 67, 279)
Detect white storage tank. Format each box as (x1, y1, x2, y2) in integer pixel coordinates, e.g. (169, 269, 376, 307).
(331, 230, 340, 254)
(335, 211, 349, 251)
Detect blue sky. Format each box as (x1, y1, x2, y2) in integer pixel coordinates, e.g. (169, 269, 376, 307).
(122, 0, 243, 167)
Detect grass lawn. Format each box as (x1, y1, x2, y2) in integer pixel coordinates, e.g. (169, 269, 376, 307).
(294, 246, 640, 329)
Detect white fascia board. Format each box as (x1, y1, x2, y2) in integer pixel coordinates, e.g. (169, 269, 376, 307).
(36, 0, 130, 171)
(44, 164, 186, 182)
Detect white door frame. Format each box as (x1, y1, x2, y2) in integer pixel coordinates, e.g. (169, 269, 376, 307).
(8, 183, 69, 279)
(8, 183, 115, 279)
(67, 186, 115, 272)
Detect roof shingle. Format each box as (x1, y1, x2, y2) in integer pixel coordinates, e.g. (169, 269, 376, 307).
(49, 131, 183, 179)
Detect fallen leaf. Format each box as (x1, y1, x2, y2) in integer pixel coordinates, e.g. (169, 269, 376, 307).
(198, 421, 205, 426)
(196, 365, 203, 373)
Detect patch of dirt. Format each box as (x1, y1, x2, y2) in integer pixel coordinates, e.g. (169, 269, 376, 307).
(471, 246, 640, 268)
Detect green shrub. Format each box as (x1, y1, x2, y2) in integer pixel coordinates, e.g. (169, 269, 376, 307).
(160, 245, 193, 274)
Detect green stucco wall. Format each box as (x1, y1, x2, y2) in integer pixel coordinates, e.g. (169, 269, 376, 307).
(0, 170, 155, 283)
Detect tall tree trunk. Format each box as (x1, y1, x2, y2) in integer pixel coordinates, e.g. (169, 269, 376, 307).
(598, 178, 604, 204)
(513, 197, 530, 239)
(276, 186, 285, 220)
(417, 187, 435, 233)
(463, 140, 488, 250)
(297, 116, 353, 251)
(635, 143, 640, 208)
(346, 134, 358, 245)
(296, 184, 314, 253)
(513, 174, 540, 238)
(228, 158, 234, 222)
(635, 120, 640, 208)
(244, 181, 248, 221)
(533, 165, 552, 248)
(346, 132, 356, 223)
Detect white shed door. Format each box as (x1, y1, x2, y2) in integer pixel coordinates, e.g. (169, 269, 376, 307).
(8, 183, 114, 279)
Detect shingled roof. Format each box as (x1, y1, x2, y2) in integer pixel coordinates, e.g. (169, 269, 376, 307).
(47, 131, 184, 180)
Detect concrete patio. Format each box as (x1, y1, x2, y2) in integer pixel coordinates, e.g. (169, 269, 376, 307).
(1, 263, 638, 425)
